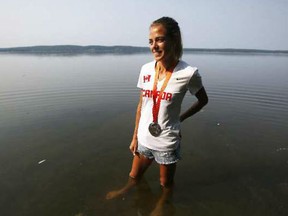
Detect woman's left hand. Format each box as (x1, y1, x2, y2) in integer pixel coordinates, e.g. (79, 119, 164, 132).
(129, 139, 138, 156)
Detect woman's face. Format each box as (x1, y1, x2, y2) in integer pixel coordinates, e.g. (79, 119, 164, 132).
(149, 24, 173, 62)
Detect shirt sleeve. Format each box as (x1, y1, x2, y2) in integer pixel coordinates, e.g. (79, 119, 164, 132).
(187, 69, 203, 95)
(137, 66, 144, 89)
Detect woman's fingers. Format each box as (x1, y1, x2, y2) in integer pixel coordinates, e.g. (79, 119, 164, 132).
(129, 142, 138, 156)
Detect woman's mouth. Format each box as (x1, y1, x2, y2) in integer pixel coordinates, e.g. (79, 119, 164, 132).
(153, 51, 162, 56)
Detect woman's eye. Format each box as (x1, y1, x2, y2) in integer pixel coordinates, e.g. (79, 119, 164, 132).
(156, 37, 165, 42)
(149, 37, 165, 45)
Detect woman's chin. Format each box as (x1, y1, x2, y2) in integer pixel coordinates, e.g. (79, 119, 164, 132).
(153, 55, 164, 62)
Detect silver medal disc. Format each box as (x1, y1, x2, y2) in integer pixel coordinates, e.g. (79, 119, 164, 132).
(148, 122, 162, 137)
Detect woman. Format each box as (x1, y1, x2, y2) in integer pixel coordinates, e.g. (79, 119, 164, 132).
(106, 17, 208, 215)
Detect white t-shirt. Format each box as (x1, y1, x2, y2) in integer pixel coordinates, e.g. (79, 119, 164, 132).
(137, 60, 203, 151)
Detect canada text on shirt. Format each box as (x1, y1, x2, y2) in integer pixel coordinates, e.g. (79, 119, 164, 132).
(142, 89, 172, 101)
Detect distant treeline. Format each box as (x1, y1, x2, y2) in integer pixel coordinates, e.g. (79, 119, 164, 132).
(0, 45, 288, 55)
(0, 45, 148, 54)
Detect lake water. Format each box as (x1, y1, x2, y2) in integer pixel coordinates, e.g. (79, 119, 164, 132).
(0, 53, 287, 216)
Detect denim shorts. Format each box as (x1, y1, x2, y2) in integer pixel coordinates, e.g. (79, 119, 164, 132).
(136, 143, 181, 165)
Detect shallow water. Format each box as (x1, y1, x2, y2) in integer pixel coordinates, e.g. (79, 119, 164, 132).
(0, 53, 288, 216)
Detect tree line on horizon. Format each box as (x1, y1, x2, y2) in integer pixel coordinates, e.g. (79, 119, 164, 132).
(0, 45, 287, 55)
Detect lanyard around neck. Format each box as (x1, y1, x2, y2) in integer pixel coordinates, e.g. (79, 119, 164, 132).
(151, 62, 176, 123)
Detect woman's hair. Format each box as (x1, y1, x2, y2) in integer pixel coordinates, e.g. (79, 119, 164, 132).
(151, 17, 183, 60)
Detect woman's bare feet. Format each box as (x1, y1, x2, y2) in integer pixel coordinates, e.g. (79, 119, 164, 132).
(105, 177, 138, 200)
(105, 189, 125, 200)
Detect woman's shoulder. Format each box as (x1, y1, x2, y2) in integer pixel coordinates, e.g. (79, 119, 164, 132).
(141, 60, 155, 69)
(177, 60, 198, 73)
(138, 61, 155, 76)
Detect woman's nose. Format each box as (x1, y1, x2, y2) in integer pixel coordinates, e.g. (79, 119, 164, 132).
(151, 41, 158, 49)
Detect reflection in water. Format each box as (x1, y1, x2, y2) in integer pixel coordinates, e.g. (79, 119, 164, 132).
(0, 53, 288, 215)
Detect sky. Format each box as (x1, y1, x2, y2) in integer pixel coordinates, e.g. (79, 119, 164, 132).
(1, 0, 287, 50)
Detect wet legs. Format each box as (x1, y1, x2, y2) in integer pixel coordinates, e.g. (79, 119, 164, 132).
(105, 154, 153, 200)
(150, 163, 176, 216)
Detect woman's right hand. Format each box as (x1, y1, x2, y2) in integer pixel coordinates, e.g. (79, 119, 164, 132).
(129, 139, 138, 156)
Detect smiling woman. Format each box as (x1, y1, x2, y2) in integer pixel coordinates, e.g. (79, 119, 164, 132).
(106, 17, 208, 216)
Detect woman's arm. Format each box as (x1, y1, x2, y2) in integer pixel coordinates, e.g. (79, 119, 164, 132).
(129, 91, 143, 155)
(179, 87, 208, 122)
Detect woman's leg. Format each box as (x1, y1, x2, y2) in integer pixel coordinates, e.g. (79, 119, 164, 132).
(159, 163, 176, 187)
(150, 163, 177, 216)
(129, 153, 153, 179)
(106, 154, 153, 199)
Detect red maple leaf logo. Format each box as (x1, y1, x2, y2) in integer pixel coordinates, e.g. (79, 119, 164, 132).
(143, 75, 151, 83)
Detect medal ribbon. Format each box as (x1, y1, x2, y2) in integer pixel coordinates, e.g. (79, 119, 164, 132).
(152, 62, 176, 123)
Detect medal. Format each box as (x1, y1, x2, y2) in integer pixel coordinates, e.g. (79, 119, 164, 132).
(149, 122, 162, 137)
(148, 61, 178, 137)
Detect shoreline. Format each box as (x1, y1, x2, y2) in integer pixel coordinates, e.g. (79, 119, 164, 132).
(0, 45, 288, 55)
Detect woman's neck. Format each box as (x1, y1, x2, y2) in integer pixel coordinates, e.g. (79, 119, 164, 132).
(157, 58, 178, 72)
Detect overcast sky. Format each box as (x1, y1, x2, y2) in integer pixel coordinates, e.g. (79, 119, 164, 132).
(1, 0, 287, 50)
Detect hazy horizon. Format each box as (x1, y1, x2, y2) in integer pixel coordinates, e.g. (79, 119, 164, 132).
(1, 44, 288, 52)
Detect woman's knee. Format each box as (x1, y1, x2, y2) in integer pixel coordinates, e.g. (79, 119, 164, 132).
(159, 176, 174, 187)
(130, 155, 153, 179)
(129, 170, 141, 180)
